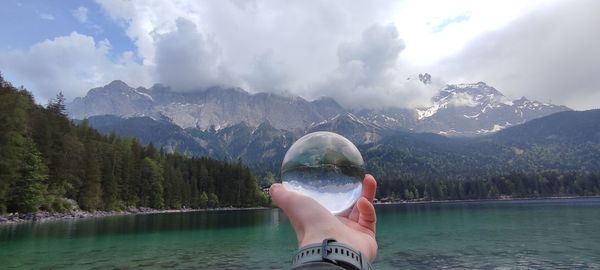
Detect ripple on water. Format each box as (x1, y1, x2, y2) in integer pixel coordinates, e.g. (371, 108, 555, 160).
(385, 248, 597, 270)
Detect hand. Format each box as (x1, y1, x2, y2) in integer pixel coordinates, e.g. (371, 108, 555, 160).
(269, 174, 378, 262)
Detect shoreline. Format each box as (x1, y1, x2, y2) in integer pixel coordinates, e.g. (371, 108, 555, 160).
(3, 195, 599, 225)
(0, 206, 269, 225)
(373, 195, 600, 206)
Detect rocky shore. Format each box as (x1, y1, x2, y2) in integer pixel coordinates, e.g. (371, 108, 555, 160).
(0, 206, 269, 225)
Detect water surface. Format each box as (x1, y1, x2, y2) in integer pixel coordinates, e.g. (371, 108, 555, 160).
(1, 198, 599, 269)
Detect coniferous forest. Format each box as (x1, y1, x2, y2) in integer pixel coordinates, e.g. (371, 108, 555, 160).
(375, 171, 600, 202)
(0, 74, 268, 214)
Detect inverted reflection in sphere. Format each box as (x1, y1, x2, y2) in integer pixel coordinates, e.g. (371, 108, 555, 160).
(281, 131, 365, 215)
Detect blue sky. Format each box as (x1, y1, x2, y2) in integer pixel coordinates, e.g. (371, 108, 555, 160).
(0, 0, 598, 110)
(0, 1, 135, 60)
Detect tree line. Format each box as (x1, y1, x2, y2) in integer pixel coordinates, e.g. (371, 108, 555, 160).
(377, 171, 600, 201)
(0, 74, 268, 214)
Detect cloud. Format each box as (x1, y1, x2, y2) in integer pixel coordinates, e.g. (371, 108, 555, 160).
(435, 0, 600, 110)
(154, 18, 230, 91)
(316, 24, 440, 108)
(448, 93, 479, 107)
(39, 13, 55, 21)
(72, 6, 88, 23)
(94, 0, 402, 96)
(94, 1, 436, 107)
(0, 32, 150, 103)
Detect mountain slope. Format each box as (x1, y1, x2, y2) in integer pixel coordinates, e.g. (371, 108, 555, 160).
(84, 115, 212, 157)
(308, 112, 389, 144)
(84, 116, 296, 176)
(490, 109, 600, 144)
(364, 109, 600, 180)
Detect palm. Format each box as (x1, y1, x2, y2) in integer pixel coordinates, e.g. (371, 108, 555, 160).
(270, 175, 378, 262)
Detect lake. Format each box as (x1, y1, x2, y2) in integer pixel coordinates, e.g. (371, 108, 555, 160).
(1, 198, 599, 269)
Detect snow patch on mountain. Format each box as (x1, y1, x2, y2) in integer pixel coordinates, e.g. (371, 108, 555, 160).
(476, 123, 512, 134)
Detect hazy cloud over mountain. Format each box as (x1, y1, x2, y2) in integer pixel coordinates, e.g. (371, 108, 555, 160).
(0, 0, 598, 109)
(155, 18, 230, 91)
(435, 0, 600, 110)
(317, 24, 441, 108)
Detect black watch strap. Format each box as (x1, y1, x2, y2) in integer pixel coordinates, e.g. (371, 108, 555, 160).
(291, 239, 373, 270)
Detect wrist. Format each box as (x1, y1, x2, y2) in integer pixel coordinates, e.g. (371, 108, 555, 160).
(292, 239, 374, 270)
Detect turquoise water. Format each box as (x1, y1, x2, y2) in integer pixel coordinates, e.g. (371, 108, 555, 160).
(1, 198, 600, 269)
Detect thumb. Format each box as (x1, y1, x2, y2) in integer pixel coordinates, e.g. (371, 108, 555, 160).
(357, 197, 376, 233)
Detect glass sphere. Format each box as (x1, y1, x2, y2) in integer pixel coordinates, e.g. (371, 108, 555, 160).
(281, 131, 365, 215)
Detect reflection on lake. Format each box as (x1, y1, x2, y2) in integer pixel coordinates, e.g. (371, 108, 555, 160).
(1, 198, 600, 269)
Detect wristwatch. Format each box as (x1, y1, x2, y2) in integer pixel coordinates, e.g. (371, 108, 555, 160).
(291, 239, 374, 270)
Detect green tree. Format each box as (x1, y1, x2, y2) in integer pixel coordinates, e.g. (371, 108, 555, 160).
(7, 140, 48, 213)
(199, 192, 208, 209)
(79, 141, 102, 210)
(208, 193, 219, 208)
(141, 157, 164, 209)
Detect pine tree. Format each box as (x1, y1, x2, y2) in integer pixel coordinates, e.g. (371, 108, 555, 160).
(199, 192, 208, 209)
(7, 139, 48, 213)
(141, 157, 164, 209)
(208, 193, 219, 208)
(79, 141, 102, 210)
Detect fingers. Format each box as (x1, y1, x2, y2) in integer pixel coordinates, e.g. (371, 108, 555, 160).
(357, 197, 376, 233)
(362, 174, 377, 203)
(347, 174, 377, 220)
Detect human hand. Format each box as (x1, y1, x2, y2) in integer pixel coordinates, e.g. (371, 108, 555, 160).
(269, 174, 378, 262)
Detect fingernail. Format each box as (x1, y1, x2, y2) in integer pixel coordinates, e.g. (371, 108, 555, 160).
(269, 184, 281, 196)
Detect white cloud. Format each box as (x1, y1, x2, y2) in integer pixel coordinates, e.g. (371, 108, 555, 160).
(39, 13, 55, 20)
(0, 32, 150, 103)
(315, 24, 441, 108)
(72, 6, 89, 23)
(448, 93, 479, 107)
(95, 0, 427, 106)
(154, 18, 231, 90)
(434, 0, 600, 110)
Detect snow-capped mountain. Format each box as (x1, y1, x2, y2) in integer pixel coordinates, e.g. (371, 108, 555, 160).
(67, 79, 570, 139)
(413, 82, 570, 135)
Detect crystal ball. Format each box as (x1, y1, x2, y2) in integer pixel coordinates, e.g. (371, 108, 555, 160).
(281, 131, 365, 215)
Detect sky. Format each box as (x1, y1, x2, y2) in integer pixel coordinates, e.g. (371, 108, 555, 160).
(0, 0, 598, 110)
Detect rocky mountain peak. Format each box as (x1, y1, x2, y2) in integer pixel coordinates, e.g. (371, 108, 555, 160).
(68, 79, 570, 138)
(418, 73, 432, 84)
(106, 80, 130, 89)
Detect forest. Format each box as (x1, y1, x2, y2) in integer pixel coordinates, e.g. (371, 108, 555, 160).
(376, 171, 600, 202)
(0, 74, 268, 214)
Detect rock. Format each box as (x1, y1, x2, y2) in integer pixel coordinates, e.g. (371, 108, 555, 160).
(0, 217, 7, 222)
(35, 212, 46, 220)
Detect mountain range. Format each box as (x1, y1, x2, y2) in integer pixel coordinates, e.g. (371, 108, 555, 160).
(67, 78, 570, 138)
(67, 78, 595, 181)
